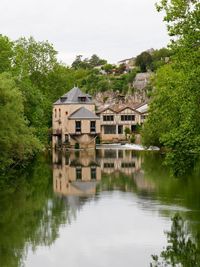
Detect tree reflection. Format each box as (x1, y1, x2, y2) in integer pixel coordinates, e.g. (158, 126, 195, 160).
(0, 155, 70, 267)
(151, 214, 200, 267)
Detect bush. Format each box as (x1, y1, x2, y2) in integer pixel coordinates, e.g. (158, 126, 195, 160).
(130, 134, 135, 144)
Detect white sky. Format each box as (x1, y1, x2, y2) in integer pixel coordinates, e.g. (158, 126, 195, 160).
(0, 0, 169, 65)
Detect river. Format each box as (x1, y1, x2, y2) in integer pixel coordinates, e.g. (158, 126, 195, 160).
(0, 148, 200, 267)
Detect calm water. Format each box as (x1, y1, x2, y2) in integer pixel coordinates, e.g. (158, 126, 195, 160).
(1, 148, 200, 267)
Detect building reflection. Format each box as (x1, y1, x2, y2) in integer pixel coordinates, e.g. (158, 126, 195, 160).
(53, 148, 155, 196)
(53, 150, 101, 196)
(96, 149, 142, 175)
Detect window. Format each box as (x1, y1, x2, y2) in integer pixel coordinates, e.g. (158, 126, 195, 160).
(131, 125, 136, 132)
(104, 125, 116, 134)
(118, 125, 123, 134)
(91, 167, 96, 180)
(55, 109, 57, 118)
(75, 121, 81, 132)
(104, 163, 114, 168)
(105, 150, 117, 158)
(103, 115, 114, 121)
(79, 97, 86, 102)
(60, 97, 67, 103)
(118, 150, 123, 158)
(59, 108, 61, 118)
(121, 162, 135, 168)
(141, 115, 146, 120)
(121, 115, 135, 121)
(76, 167, 82, 180)
(90, 121, 96, 133)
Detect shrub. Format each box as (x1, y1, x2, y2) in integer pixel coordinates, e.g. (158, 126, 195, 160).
(130, 134, 135, 144)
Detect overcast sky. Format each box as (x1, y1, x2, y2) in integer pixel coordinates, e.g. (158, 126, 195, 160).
(0, 0, 169, 65)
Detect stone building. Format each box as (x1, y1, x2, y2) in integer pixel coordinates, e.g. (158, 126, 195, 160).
(52, 87, 100, 149)
(96, 104, 142, 142)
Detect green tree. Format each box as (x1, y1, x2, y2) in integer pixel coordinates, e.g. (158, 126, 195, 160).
(151, 214, 200, 267)
(0, 73, 41, 171)
(0, 35, 13, 73)
(135, 51, 152, 72)
(142, 0, 200, 176)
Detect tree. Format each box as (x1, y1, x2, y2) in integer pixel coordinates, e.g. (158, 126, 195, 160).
(124, 127, 131, 140)
(0, 35, 13, 73)
(12, 37, 57, 81)
(142, 0, 200, 176)
(151, 214, 200, 267)
(0, 73, 41, 171)
(89, 54, 107, 67)
(135, 51, 152, 72)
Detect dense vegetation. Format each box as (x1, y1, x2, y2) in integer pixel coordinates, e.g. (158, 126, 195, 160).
(0, 33, 171, 173)
(142, 0, 200, 176)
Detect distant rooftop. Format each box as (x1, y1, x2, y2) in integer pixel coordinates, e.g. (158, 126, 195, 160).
(69, 107, 100, 120)
(54, 87, 93, 105)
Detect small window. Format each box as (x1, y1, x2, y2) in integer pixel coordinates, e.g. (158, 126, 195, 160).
(91, 167, 96, 180)
(104, 163, 114, 168)
(103, 115, 114, 121)
(131, 125, 136, 132)
(104, 125, 116, 134)
(118, 125, 123, 134)
(76, 167, 82, 180)
(141, 115, 146, 120)
(121, 162, 135, 168)
(59, 109, 61, 118)
(79, 97, 86, 102)
(75, 121, 81, 132)
(121, 115, 135, 121)
(55, 109, 57, 118)
(90, 121, 96, 133)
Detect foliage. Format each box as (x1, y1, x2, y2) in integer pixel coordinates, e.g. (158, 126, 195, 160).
(0, 155, 70, 267)
(142, 0, 200, 176)
(135, 51, 153, 72)
(151, 214, 200, 267)
(124, 127, 131, 140)
(130, 134, 135, 144)
(71, 54, 107, 69)
(0, 35, 13, 73)
(0, 73, 42, 171)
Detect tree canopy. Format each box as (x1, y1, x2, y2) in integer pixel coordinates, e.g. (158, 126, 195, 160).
(142, 0, 200, 176)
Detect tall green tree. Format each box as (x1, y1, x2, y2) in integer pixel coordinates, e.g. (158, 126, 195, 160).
(0, 35, 13, 73)
(135, 51, 152, 72)
(0, 73, 41, 171)
(142, 0, 200, 176)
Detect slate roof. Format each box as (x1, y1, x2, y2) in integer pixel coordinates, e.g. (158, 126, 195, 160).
(68, 107, 100, 120)
(54, 87, 93, 105)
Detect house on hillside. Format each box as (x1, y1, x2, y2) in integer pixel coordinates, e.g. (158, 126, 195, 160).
(52, 87, 100, 149)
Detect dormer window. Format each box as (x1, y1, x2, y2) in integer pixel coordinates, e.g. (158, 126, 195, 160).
(60, 97, 67, 103)
(78, 97, 86, 102)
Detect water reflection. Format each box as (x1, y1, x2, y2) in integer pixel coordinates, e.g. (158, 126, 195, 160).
(52, 149, 156, 197)
(53, 150, 101, 196)
(1, 150, 200, 267)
